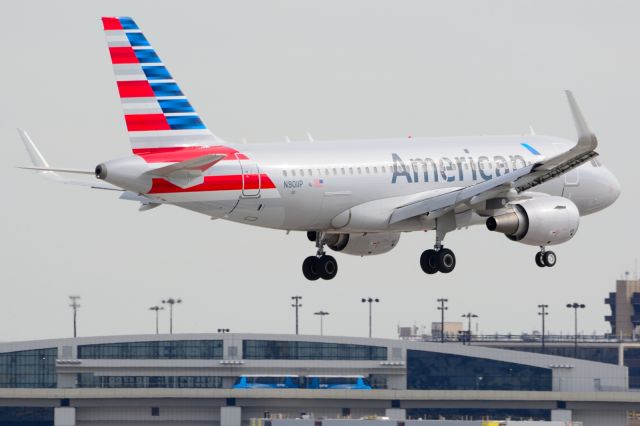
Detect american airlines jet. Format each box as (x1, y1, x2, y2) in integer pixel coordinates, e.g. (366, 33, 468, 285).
(19, 17, 620, 281)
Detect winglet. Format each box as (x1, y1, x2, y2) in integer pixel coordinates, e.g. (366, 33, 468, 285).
(18, 128, 50, 168)
(565, 90, 597, 150)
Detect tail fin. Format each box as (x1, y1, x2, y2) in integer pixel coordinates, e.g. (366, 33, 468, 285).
(101, 17, 221, 155)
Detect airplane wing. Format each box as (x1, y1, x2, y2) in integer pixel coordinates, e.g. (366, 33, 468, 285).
(389, 91, 598, 224)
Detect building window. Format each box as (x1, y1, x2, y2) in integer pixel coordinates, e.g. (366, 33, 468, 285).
(77, 340, 223, 360)
(407, 350, 552, 391)
(0, 348, 57, 388)
(242, 340, 387, 360)
(77, 374, 224, 389)
(151, 407, 160, 416)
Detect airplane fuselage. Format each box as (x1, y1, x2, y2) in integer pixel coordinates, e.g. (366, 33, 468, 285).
(110, 134, 619, 234)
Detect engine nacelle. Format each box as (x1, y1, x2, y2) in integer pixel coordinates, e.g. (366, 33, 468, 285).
(486, 196, 580, 246)
(326, 232, 401, 256)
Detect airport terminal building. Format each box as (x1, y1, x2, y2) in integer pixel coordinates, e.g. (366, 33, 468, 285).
(0, 333, 636, 426)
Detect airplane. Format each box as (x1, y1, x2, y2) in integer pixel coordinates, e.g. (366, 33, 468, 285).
(19, 16, 620, 281)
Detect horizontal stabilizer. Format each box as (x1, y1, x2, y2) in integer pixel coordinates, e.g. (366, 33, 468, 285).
(147, 153, 226, 188)
(18, 166, 95, 175)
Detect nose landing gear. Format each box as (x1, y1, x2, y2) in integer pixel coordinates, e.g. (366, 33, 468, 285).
(535, 247, 557, 268)
(302, 232, 338, 281)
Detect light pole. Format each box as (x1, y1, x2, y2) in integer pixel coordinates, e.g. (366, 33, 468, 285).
(361, 298, 380, 338)
(162, 298, 182, 334)
(566, 302, 586, 357)
(149, 305, 164, 334)
(69, 296, 81, 338)
(437, 298, 448, 343)
(538, 304, 549, 352)
(291, 296, 302, 335)
(217, 328, 230, 333)
(314, 311, 329, 336)
(461, 313, 478, 345)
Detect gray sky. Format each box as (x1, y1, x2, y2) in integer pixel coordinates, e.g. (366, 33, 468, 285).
(1, 0, 639, 342)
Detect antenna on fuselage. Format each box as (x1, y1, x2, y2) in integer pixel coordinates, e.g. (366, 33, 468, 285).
(307, 132, 314, 142)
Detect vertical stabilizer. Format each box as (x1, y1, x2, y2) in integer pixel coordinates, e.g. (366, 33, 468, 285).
(102, 17, 221, 155)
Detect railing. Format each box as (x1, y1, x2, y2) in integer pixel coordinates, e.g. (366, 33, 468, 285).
(402, 333, 640, 344)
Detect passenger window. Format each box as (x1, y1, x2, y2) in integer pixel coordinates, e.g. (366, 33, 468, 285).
(349, 168, 354, 174)
(365, 167, 370, 174)
(300, 169, 304, 176)
(283, 170, 287, 177)
(332, 168, 337, 175)
(308, 169, 313, 175)
(325, 168, 330, 175)
(341, 168, 346, 175)
(292, 170, 296, 176)
(373, 167, 378, 174)
(381, 166, 386, 173)
(357, 167, 362, 174)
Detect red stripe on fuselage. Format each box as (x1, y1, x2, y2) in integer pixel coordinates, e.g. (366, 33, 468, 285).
(148, 174, 276, 194)
(109, 47, 139, 64)
(134, 146, 247, 162)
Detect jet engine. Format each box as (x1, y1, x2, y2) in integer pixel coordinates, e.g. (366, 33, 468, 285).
(486, 196, 580, 246)
(325, 232, 401, 256)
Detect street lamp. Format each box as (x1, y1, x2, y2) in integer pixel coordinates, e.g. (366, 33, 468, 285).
(69, 296, 81, 338)
(291, 296, 302, 335)
(361, 298, 380, 338)
(566, 302, 586, 357)
(461, 313, 478, 345)
(437, 298, 448, 343)
(217, 328, 230, 333)
(149, 305, 164, 334)
(314, 311, 330, 336)
(538, 304, 549, 352)
(162, 298, 182, 334)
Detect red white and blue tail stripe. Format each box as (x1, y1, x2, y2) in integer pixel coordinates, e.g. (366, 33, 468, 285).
(102, 16, 220, 154)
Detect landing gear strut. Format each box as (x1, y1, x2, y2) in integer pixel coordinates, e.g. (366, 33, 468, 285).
(302, 232, 338, 281)
(535, 247, 556, 268)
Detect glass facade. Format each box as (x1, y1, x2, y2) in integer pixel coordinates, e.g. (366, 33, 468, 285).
(242, 340, 387, 360)
(77, 340, 223, 359)
(407, 350, 552, 391)
(499, 345, 619, 365)
(624, 348, 640, 389)
(0, 407, 53, 425)
(77, 373, 223, 388)
(0, 348, 56, 388)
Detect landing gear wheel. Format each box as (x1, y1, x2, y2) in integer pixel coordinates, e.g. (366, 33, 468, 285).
(543, 251, 557, 267)
(318, 255, 338, 280)
(436, 248, 456, 273)
(535, 252, 546, 268)
(420, 249, 438, 274)
(302, 256, 320, 281)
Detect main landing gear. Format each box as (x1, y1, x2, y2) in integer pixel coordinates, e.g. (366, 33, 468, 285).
(302, 232, 338, 281)
(535, 247, 557, 268)
(420, 214, 457, 275)
(420, 246, 456, 274)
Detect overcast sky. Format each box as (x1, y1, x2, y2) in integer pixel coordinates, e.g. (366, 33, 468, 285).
(1, 0, 639, 342)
